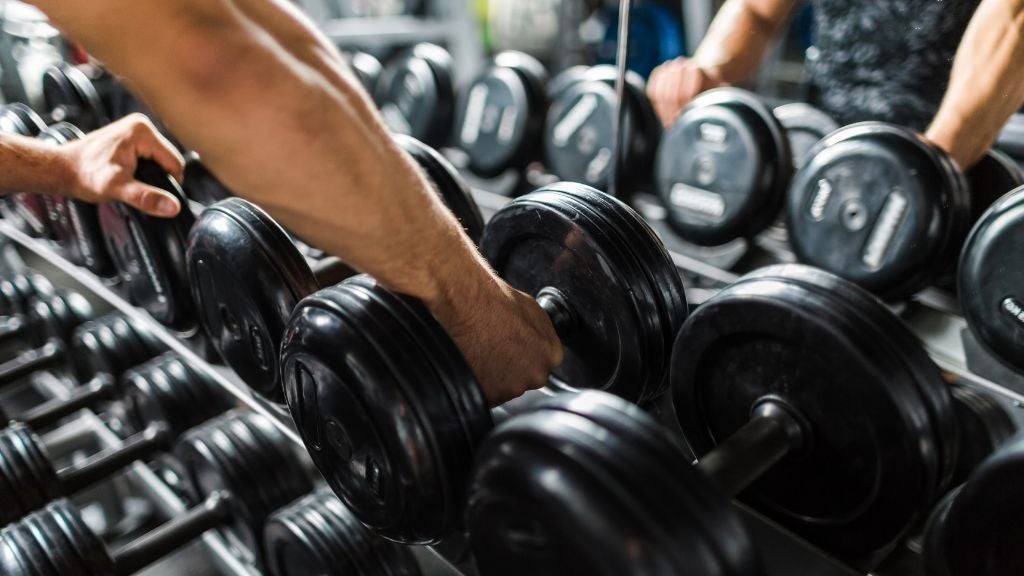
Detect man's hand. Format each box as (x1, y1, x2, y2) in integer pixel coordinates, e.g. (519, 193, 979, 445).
(59, 113, 185, 216)
(647, 58, 726, 127)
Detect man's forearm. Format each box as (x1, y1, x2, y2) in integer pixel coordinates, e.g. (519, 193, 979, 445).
(927, 0, 1024, 168)
(0, 134, 73, 196)
(694, 0, 798, 84)
(35, 0, 489, 319)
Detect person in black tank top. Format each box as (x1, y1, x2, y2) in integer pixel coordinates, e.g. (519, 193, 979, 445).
(647, 0, 1024, 170)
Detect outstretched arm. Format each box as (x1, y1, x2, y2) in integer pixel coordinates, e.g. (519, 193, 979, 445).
(926, 0, 1024, 169)
(34, 0, 561, 404)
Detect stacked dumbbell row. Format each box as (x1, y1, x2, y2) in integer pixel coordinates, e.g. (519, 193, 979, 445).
(0, 263, 427, 575)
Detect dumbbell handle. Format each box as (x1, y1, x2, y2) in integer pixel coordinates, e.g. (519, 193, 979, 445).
(0, 339, 66, 388)
(112, 491, 232, 576)
(311, 256, 356, 287)
(14, 374, 117, 429)
(695, 400, 807, 496)
(57, 423, 172, 495)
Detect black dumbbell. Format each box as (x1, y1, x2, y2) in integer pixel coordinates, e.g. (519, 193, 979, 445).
(0, 289, 92, 364)
(453, 51, 549, 178)
(0, 271, 54, 317)
(375, 43, 455, 148)
(263, 486, 421, 576)
(654, 87, 792, 246)
(40, 62, 108, 131)
(0, 106, 61, 239)
(0, 312, 161, 393)
(958, 185, 1024, 373)
(0, 420, 172, 525)
(948, 384, 1018, 486)
(922, 430, 1024, 576)
(773, 102, 839, 167)
(187, 134, 483, 402)
(98, 159, 197, 332)
(280, 182, 687, 542)
(0, 410, 310, 575)
(542, 65, 661, 196)
(0, 374, 118, 430)
(35, 121, 117, 277)
(181, 152, 232, 206)
(468, 264, 961, 574)
(787, 123, 1024, 300)
(174, 410, 314, 566)
(343, 50, 383, 96)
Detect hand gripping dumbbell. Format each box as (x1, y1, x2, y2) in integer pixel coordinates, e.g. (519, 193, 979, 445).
(0, 312, 162, 393)
(654, 87, 793, 246)
(453, 51, 549, 178)
(263, 486, 421, 576)
(279, 182, 687, 543)
(186, 135, 484, 402)
(787, 123, 1024, 299)
(958, 185, 1024, 373)
(174, 410, 314, 566)
(466, 264, 961, 574)
(98, 159, 196, 332)
(922, 430, 1024, 576)
(543, 65, 661, 196)
(375, 43, 455, 148)
(0, 289, 92, 365)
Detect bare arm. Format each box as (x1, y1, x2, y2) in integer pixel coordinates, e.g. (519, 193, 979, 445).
(926, 0, 1024, 169)
(34, 0, 560, 403)
(648, 0, 799, 124)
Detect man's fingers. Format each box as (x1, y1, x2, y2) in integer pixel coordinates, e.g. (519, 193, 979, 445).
(128, 116, 186, 182)
(116, 181, 181, 217)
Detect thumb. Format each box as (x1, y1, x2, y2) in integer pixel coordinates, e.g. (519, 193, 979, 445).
(114, 181, 182, 217)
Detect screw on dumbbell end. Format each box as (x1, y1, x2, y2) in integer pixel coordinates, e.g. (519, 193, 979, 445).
(0, 272, 55, 317)
(0, 421, 172, 524)
(0, 289, 92, 355)
(0, 492, 232, 576)
(0, 374, 118, 429)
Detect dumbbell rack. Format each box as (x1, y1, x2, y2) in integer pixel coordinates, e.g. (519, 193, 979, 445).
(3, 182, 1023, 575)
(0, 220, 466, 576)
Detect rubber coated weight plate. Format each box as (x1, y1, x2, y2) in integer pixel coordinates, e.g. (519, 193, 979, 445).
(787, 122, 970, 299)
(468, 391, 754, 576)
(0, 104, 45, 136)
(41, 63, 106, 131)
(656, 88, 792, 246)
(480, 182, 686, 404)
(281, 276, 489, 543)
(0, 105, 48, 237)
(672, 264, 947, 562)
(923, 433, 1024, 576)
(263, 487, 421, 576)
(455, 51, 547, 177)
(949, 385, 1017, 486)
(182, 153, 234, 205)
(773, 102, 839, 167)
(68, 313, 160, 383)
(546, 66, 589, 102)
(98, 160, 196, 331)
(376, 43, 455, 147)
(344, 51, 383, 96)
(122, 352, 232, 436)
(188, 198, 316, 401)
(959, 186, 1024, 371)
(394, 134, 485, 242)
(965, 149, 1024, 221)
(544, 79, 618, 189)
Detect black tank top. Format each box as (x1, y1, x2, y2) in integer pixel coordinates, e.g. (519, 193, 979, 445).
(808, 0, 981, 131)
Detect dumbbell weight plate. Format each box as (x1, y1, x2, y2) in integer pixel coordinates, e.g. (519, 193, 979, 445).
(959, 186, 1024, 372)
(787, 122, 971, 299)
(344, 51, 383, 96)
(0, 103, 46, 137)
(655, 88, 792, 246)
(189, 198, 315, 401)
(966, 149, 1024, 221)
(182, 153, 234, 205)
(375, 43, 455, 148)
(394, 134, 485, 242)
(773, 102, 839, 167)
(282, 276, 488, 543)
(480, 182, 687, 404)
(41, 63, 106, 132)
(672, 264, 950, 561)
(544, 79, 618, 189)
(0, 105, 48, 238)
(949, 385, 1017, 486)
(98, 160, 197, 332)
(467, 391, 756, 576)
(68, 313, 161, 383)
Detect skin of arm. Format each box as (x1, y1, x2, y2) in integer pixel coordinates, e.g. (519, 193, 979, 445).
(33, 0, 561, 405)
(0, 114, 184, 216)
(647, 0, 798, 125)
(925, 0, 1024, 169)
